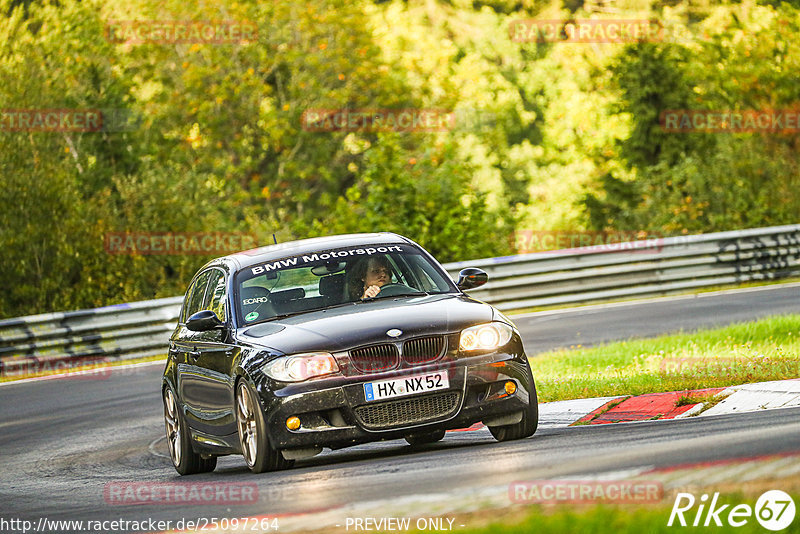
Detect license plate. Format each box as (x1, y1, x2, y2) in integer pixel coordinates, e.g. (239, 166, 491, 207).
(363, 371, 449, 402)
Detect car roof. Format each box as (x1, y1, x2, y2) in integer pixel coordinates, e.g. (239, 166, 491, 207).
(212, 232, 414, 272)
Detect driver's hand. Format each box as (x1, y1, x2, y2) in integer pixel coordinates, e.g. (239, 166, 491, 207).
(362, 285, 381, 299)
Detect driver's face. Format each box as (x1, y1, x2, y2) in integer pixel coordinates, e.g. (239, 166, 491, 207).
(364, 261, 391, 287)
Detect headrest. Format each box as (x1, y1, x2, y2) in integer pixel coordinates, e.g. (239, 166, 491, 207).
(270, 288, 305, 303)
(319, 274, 345, 296)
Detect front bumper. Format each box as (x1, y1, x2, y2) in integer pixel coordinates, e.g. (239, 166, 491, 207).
(255, 351, 534, 450)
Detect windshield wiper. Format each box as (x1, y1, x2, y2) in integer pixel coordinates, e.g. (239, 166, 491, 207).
(248, 293, 431, 322)
(360, 291, 429, 302)
(262, 311, 310, 321)
(259, 301, 359, 321)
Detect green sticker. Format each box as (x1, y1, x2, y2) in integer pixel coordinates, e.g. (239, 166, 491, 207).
(245, 312, 259, 321)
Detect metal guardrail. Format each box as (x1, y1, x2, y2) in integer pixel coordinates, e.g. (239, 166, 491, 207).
(443, 224, 800, 309)
(1, 224, 799, 374)
(0, 297, 182, 375)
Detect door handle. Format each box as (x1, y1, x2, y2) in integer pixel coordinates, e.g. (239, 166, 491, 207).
(189, 350, 201, 360)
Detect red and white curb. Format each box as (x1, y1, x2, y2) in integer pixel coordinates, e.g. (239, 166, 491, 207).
(699, 379, 800, 417)
(561, 379, 800, 425)
(537, 396, 624, 428)
(449, 378, 800, 432)
(573, 388, 726, 425)
(559, 379, 800, 425)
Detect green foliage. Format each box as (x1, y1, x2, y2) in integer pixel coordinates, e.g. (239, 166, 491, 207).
(585, 3, 800, 234)
(0, 0, 516, 317)
(0, 0, 138, 315)
(305, 137, 515, 262)
(2, 0, 800, 317)
(612, 44, 698, 170)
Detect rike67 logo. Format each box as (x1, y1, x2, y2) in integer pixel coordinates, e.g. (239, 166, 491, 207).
(668, 491, 796, 530)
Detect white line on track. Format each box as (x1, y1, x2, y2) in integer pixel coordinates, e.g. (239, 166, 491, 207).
(148, 435, 170, 459)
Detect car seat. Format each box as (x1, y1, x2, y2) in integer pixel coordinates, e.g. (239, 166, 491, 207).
(319, 273, 346, 305)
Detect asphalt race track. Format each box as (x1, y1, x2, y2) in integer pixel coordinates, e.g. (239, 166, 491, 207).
(2, 284, 799, 531)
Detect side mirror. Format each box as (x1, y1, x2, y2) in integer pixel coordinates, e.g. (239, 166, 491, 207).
(456, 268, 488, 291)
(186, 310, 224, 332)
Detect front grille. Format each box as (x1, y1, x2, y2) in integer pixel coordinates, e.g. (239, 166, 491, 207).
(350, 344, 399, 373)
(354, 391, 461, 430)
(403, 335, 446, 365)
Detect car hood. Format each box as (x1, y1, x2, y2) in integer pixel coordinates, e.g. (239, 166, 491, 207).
(237, 293, 494, 354)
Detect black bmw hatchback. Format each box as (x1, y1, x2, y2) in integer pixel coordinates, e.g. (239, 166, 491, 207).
(162, 233, 538, 474)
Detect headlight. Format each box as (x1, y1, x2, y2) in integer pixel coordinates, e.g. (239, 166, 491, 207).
(263, 352, 339, 382)
(459, 322, 513, 352)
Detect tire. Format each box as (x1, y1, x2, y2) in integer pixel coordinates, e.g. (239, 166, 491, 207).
(235, 380, 294, 473)
(488, 372, 538, 442)
(163, 386, 217, 475)
(404, 429, 446, 446)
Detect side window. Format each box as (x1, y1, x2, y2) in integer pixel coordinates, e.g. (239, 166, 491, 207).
(206, 270, 227, 321)
(183, 270, 212, 322)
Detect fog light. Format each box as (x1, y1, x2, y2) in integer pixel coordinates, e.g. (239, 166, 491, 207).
(286, 416, 301, 430)
(505, 381, 517, 395)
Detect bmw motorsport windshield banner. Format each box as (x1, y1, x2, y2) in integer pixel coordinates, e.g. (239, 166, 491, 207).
(248, 244, 412, 276)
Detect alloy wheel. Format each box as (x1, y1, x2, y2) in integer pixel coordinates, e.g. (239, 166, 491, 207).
(236, 383, 259, 467)
(163, 388, 181, 466)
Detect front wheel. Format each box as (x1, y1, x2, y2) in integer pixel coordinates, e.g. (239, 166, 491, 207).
(163, 386, 217, 475)
(236, 380, 294, 473)
(488, 373, 538, 442)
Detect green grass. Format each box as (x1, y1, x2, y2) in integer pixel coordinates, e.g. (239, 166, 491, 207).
(531, 314, 800, 402)
(437, 495, 800, 534)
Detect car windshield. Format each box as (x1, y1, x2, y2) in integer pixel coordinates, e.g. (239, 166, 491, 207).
(235, 244, 457, 324)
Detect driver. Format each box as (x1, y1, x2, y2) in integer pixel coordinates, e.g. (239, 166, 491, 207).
(347, 256, 393, 300)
